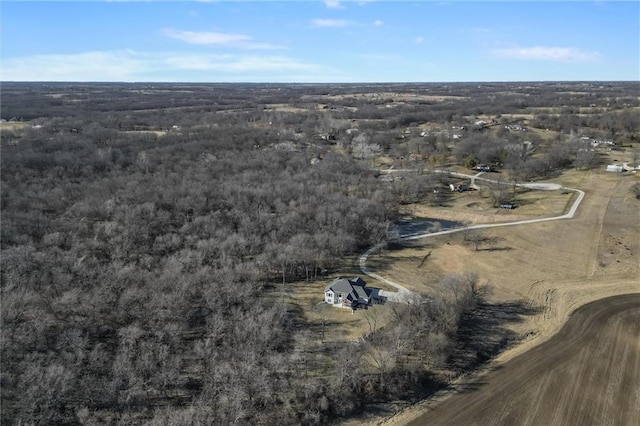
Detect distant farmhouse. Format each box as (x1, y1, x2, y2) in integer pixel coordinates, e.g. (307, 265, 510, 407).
(582, 136, 615, 147)
(325, 277, 372, 309)
(504, 123, 528, 132)
(449, 181, 470, 192)
(473, 164, 494, 172)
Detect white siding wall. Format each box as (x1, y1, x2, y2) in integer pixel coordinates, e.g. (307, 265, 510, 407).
(325, 290, 335, 304)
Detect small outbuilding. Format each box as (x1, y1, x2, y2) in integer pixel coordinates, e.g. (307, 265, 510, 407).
(606, 165, 623, 173)
(450, 182, 469, 192)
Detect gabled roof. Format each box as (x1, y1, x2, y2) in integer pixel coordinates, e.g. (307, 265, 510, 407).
(326, 277, 371, 304)
(352, 285, 370, 300)
(325, 277, 366, 293)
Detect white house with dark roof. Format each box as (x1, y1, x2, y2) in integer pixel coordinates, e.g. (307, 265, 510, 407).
(325, 277, 372, 308)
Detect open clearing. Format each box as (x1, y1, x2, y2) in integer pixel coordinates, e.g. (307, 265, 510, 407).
(303, 92, 468, 103)
(400, 182, 576, 226)
(405, 294, 640, 426)
(367, 166, 638, 334)
(287, 279, 393, 343)
(0, 121, 30, 130)
(122, 130, 168, 137)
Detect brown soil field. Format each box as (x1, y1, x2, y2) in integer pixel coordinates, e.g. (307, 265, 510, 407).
(404, 293, 640, 426)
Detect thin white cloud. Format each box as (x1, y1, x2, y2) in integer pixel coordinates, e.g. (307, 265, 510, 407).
(1, 50, 337, 82)
(324, 0, 344, 9)
(311, 18, 352, 28)
(415, 36, 425, 44)
(164, 29, 250, 45)
(1, 50, 148, 81)
(163, 29, 284, 50)
(492, 46, 601, 62)
(460, 27, 493, 34)
(360, 53, 397, 62)
(373, 20, 383, 27)
(164, 54, 322, 73)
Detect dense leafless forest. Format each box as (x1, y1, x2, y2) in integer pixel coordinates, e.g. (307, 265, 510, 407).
(1, 81, 638, 424)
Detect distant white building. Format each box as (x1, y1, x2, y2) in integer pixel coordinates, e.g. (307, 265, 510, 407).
(606, 165, 623, 173)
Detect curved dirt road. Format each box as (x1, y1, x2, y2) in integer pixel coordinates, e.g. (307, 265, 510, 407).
(405, 293, 640, 426)
(359, 175, 584, 300)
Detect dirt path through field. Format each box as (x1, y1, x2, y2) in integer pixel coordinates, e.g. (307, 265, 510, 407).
(403, 294, 640, 426)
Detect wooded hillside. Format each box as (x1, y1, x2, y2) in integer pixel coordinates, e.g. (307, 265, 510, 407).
(2, 82, 637, 424)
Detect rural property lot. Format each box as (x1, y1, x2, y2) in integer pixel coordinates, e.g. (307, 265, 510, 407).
(360, 165, 639, 426)
(404, 294, 640, 426)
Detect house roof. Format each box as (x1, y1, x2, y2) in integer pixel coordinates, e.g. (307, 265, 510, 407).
(325, 277, 365, 292)
(325, 277, 371, 303)
(352, 285, 370, 300)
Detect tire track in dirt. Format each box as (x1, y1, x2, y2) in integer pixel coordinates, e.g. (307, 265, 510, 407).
(405, 294, 640, 426)
(586, 178, 622, 277)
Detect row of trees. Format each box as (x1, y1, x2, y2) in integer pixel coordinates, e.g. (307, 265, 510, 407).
(531, 110, 639, 141)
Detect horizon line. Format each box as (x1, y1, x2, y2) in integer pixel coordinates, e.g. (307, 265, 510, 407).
(3, 80, 638, 84)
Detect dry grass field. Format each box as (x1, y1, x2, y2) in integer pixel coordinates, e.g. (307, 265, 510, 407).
(122, 130, 168, 137)
(0, 121, 30, 130)
(303, 92, 468, 103)
(346, 149, 640, 426)
(287, 280, 393, 343)
(286, 271, 398, 346)
(401, 183, 575, 225)
(262, 103, 311, 113)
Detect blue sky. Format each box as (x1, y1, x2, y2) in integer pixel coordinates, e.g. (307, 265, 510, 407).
(2, 1, 638, 82)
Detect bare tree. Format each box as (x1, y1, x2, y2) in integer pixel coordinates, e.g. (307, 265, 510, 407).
(334, 344, 364, 390)
(362, 306, 382, 334)
(365, 340, 395, 392)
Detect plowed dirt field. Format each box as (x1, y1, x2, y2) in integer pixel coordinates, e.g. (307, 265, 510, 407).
(406, 293, 640, 426)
